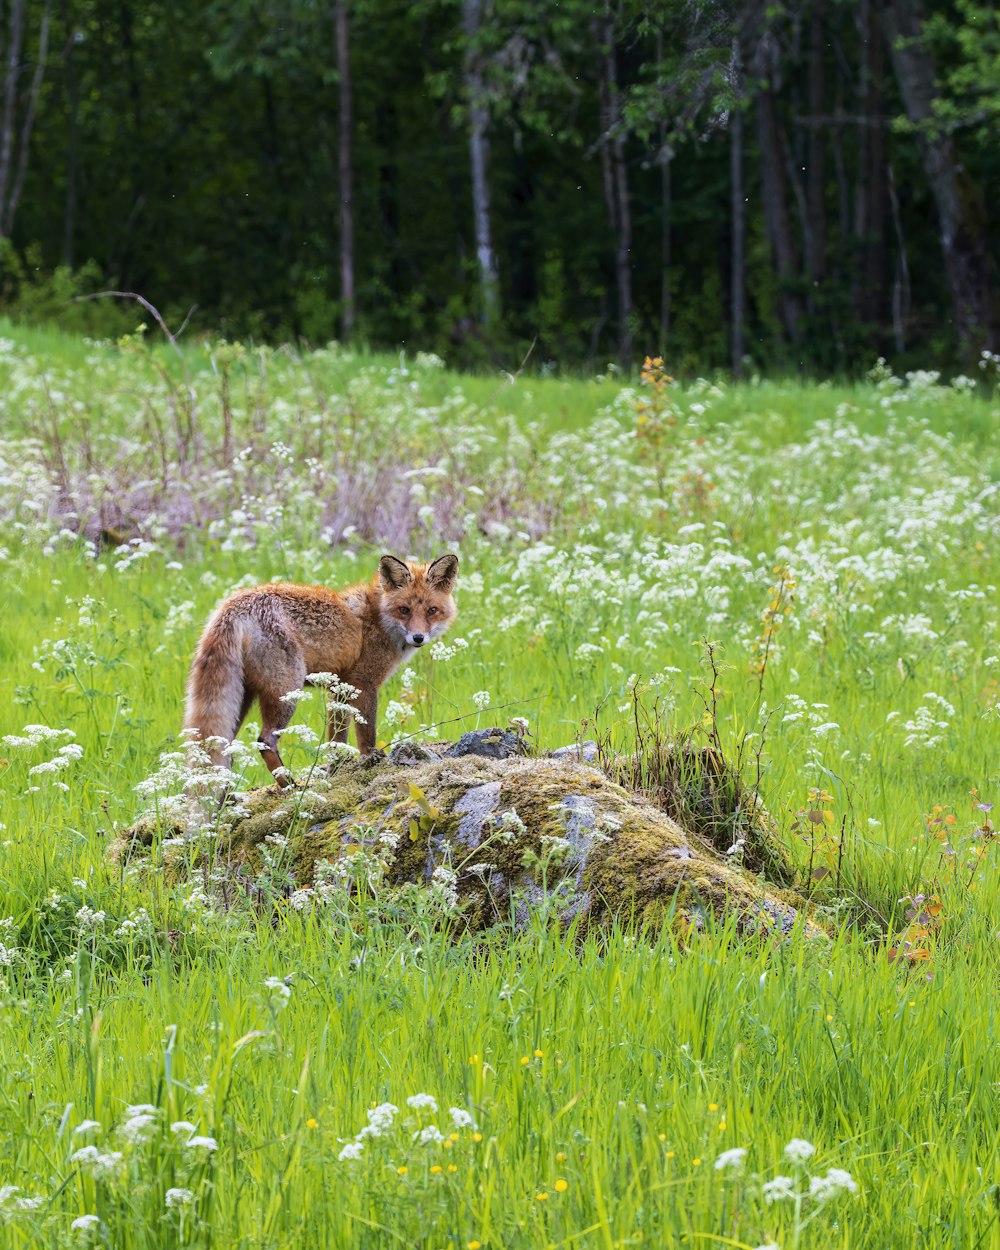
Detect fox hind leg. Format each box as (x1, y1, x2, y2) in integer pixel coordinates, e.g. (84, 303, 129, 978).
(247, 639, 306, 788)
(327, 704, 350, 745)
(258, 689, 300, 787)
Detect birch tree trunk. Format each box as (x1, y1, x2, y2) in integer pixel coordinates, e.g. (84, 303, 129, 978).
(334, 1, 355, 342)
(881, 0, 996, 353)
(463, 0, 499, 329)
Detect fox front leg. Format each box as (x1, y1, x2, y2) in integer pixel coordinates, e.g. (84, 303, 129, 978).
(353, 687, 379, 756)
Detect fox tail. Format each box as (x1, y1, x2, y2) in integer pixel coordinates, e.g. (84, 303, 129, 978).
(184, 611, 247, 767)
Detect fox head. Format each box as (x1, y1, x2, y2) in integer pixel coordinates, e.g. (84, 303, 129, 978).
(378, 553, 459, 649)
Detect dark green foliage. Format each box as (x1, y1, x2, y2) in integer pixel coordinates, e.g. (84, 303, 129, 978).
(1, 0, 997, 371)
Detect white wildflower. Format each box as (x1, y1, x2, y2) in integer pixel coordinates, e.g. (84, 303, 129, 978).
(69, 1147, 123, 1180)
(406, 1093, 438, 1112)
(2, 724, 75, 750)
(429, 866, 458, 910)
(449, 1107, 474, 1129)
(119, 1114, 157, 1144)
(539, 834, 571, 861)
(75, 906, 106, 929)
(338, 1141, 364, 1161)
(783, 1137, 816, 1163)
(714, 1147, 747, 1171)
(809, 1167, 859, 1201)
(762, 1175, 797, 1203)
(264, 976, 292, 1004)
(165, 1187, 194, 1209)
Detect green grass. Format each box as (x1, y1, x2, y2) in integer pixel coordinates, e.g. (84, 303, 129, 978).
(0, 322, 998, 1247)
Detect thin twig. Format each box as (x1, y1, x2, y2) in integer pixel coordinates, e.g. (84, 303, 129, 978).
(69, 288, 197, 415)
(390, 696, 543, 746)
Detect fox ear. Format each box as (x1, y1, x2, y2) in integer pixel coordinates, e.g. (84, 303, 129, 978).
(378, 555, 412, 590)
(426, 553, 459, 590)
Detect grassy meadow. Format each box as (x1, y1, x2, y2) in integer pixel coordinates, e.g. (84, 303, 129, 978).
(0, 320, 999, 1248)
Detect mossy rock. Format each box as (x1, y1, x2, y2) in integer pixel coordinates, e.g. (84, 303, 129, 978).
(113, 746, 820, 938)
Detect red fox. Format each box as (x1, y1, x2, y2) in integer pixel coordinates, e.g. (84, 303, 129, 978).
(184, 553, 458, 785)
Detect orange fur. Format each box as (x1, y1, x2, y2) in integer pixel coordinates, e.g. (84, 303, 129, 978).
(184, 553, 458, 785)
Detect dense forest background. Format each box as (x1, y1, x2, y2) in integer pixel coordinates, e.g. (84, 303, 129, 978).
(0, 0, 997, 373)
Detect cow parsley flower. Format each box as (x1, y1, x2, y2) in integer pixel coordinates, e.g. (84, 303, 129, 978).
(809, 1167, 859, 1201)
(119, 1114, 157, 1144)
(762, 1175, 796, 1203)
(69, 1147, 123, 1180)
(783, 1137, 816, 1163)
(406, 1093, 438, 1112)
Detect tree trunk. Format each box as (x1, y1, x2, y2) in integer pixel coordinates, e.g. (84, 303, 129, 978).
(754, 32, 803, 347)
(660, 146, 671, 358)
(0, 0, 27, 233)
(594, 15, 632, 368)
(334, 1, 354, 342)
(656, 30, 670, 359)
(887, 162, 911, 353)
(730, 105, 746, 377)
(63, 6, 80, 267)
(6, 0, 49, 237)
(853, 0, 889, 333)
(463, 0, 499, 328)
(806, 0, 827, 292)
(881, 0, 996, 353)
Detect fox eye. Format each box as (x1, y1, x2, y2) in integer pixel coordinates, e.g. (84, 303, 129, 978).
(399, 606, 411, 617)
(427, 607, 438, 618)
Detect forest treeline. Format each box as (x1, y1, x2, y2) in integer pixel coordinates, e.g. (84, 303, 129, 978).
(1, 0, 998, 373)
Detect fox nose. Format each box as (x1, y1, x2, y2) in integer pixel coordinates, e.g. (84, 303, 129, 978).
(411, 633, 425, 646)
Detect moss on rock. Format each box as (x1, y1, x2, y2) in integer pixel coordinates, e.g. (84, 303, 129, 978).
(113, 746, 821, 937)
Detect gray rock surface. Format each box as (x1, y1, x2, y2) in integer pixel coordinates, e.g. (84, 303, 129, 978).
(444, 728, 526, 760)
(550, 740, 600, 762)
(453, 781, 502, 846)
